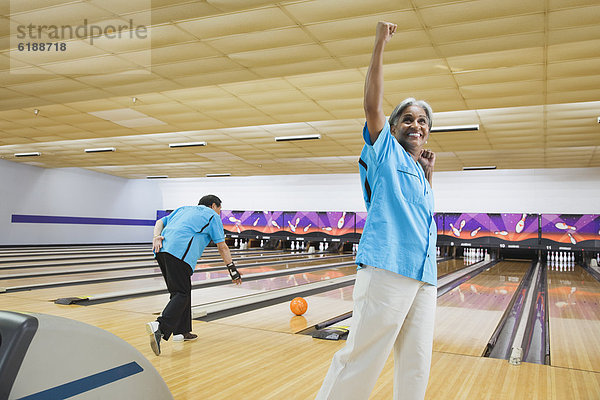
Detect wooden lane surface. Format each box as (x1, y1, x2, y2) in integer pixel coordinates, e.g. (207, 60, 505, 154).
(4, 255, 353, 303)
(0, 250, 294, 276)
(0, 255, 155, 268)
(95, 263, 357, 316)
(548, 265, 600, 372)
(0, 248, 280, 269)
(212, 258, 471, 335)
(0, 252, 323, 288)
(2, 282, 599, 399)
(212, 281, 354, 334)
(437, 258, 469, 277)
(434, 260, 529, 356)
(0, 260, 158, 284)
(0, 244, 149, 256)
(0, 249, 152, 263)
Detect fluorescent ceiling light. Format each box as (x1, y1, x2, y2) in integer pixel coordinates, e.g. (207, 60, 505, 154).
(275, 134, 321, 142)
(463, 166, 497, 171)
(85, 147, 116, 153)
(169, 141, 207, 148)
(206, 173, 231, 177)
(14, 152, 41, 157)
(146, 175, 168, 179)
(431, 125, 479, 133)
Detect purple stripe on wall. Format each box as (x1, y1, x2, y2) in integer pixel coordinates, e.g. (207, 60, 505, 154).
(11, 214, 155, 226)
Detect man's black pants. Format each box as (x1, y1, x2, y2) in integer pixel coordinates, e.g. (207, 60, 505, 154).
(155, 252, 193, 340)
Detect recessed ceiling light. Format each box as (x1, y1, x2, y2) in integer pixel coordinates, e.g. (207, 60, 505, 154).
(84, 147, 116, 153)
(206, 173, 231, 177)
(169, 141, 207, 148)
(146, 175, 168, 179)
(463, 166, 496, 171)
(14, 152, 41, 157)
(431, 125, 479, 133)
(275, 134, 321, 142)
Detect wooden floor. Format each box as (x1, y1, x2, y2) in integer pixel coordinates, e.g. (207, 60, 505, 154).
(2, 248, 600, 399)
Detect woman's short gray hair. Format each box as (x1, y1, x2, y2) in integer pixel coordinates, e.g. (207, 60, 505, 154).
(388, 98, 433, 130)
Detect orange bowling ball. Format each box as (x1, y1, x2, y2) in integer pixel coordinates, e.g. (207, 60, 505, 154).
(290, 297, 308, 316)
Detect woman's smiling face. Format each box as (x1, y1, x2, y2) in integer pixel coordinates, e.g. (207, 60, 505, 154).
(391, 105, 430, 155)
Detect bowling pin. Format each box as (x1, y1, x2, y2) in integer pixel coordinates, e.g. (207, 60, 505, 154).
(459, 220, 466, 232)
(470, 227, 482, 237)
(322, 227, 333, 231)
(288, 220, 296, 232)
(271, 220, 280, 229)
(555, 222, 576, 231)
(450, 223, 461, 237)
(290, 241, 295, 250)
(494, 231, 509, 236)
(337, 212, 346, 229)
(515, 213, 526, 233)
(234, 239, 238, 248)
(567, 232, 577, 244)
(303, 224, 312, 232)
(253, 217, 260, 226)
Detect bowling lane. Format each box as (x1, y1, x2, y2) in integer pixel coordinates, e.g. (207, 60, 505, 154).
(0, 249, 152, 263)
(212, 258, 472, 335)
(0, 254, 155, 269)
(437, 258, 469, 277)
(0, 247, 279, 269)
(0, 263, 162, 289)
(96, 260, 357, 316)
(0, 253, 298, 280)
(7, 254, 354, 303)
(212, 285, 355, 334)
(547, 265, 600, 372)
(434, 260, 529, 357)
(0, 244, 149, 256)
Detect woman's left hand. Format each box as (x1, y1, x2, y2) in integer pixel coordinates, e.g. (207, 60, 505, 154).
(418, 149, 436, 172)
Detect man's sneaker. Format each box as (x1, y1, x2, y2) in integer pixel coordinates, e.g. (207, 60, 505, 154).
(146, 321, 162, 356)
(172, 332, 198, 342)
(172, 334, 184, 342)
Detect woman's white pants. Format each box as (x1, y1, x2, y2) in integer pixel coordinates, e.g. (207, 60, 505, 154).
(316, 265, 436, 400)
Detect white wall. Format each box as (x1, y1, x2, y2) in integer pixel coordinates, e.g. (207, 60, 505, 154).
(0, 159, 163, 245)
(2, 159, 596, 246)
(156, 167, 600, 214)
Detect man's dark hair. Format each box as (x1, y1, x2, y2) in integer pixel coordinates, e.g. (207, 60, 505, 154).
(198, 194, 221, 208)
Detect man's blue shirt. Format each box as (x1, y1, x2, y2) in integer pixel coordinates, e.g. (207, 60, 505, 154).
(355, 121, 437, 286)
(157, 205, 225, 271)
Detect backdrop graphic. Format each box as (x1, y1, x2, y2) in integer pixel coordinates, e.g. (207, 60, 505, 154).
(152, 209, 600, 250)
